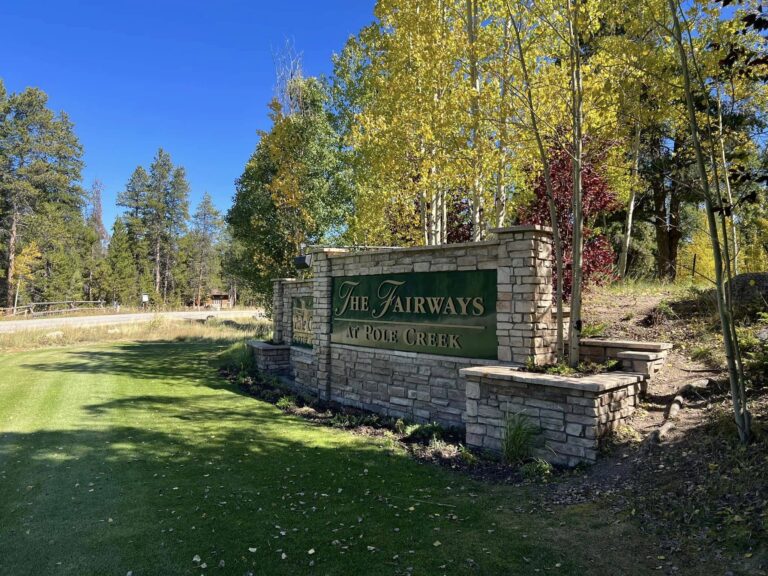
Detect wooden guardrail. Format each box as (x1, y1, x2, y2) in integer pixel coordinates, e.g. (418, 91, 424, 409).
(2, 300, 106, 317)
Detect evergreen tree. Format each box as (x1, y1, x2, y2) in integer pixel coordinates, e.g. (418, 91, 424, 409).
(0, 80, 84, 307)
(189, 192, 223, 307)
(119, 149, 190, 304)
(84, 179, 109, 300)
(105, 218, 138, 305)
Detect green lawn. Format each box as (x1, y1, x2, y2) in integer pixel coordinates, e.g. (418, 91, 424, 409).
(0, 338, 664, 576)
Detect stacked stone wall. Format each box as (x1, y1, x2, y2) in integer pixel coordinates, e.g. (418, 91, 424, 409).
(329, 345, 498, 427)
(461, 368, 642, 467)
(260, 228, 567, 442)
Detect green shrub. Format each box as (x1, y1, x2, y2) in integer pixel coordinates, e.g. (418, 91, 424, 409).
(544, 363, 577, 376)
(403, 422, 445, 443)
(521, 458, 553, 481)
(581, 322, 607, 338)
(276, 395, 297, 411)
(690, 345, 713, 363)
(501, 412, 539, 465)
(217, 342, 254, 373)
(575, 358, 619, 375)
(458, 444, 478, 467)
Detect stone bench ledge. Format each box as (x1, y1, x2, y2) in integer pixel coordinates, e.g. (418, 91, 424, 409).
(247, 340, 291, 350)
(460, 366, 644, 393)
(580, 338, 672, 352)
(616, 350, 667, 361)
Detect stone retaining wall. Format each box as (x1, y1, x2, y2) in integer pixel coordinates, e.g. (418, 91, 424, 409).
(329, 344, 499, 427)
(249, 341, 290, 375)
(461, 367, 643, 467)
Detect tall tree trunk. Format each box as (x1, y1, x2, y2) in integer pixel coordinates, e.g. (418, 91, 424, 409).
(653, 187, 682, 281)
(617, 122, 642, 279)
(197, 264, 204, 309)
(163, 251, 170, 303)
(441, 189, 448, 244)
(668, 0, 750, 442)
(495, 16, 511, 229)
(5, 209, 19, 310)
(716, 86, 739, 275)
(509, 7, 565, 362)
(154, 239, 161, 294)
(467, 0, 484, 242)
(567, 0, 584, 368)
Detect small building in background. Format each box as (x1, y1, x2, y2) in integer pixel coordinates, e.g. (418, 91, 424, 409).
(208, 290, 232, 310)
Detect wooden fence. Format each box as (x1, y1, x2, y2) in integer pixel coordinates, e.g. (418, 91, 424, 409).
(1, 300, 106, 317)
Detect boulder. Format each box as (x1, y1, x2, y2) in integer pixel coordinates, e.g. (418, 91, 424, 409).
(728, 272, 768, 307)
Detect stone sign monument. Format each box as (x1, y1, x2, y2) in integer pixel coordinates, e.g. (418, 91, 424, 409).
(248, 225, 669, 467)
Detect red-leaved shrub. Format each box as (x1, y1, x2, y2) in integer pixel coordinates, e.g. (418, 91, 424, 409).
(518, 143, 619, 299)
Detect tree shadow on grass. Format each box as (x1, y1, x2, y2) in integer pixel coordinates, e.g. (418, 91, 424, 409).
(21, 339, 235, 384)
(0, 387, 569, 576)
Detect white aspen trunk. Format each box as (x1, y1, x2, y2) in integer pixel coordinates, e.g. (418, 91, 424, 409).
(421, 191, 429, 246)
(567, 0, 584, 368)
(13, 278, 21, 316)
(431, 191, 438, 246)
(467, 0, 484, 242)
(441, 189, 448, 244)
(617, 122, 641, 279)
(668, 0, 750, 442)
(716, 86, 739, 275)
(496, 16, 511, 229)
(509, 10, 565, 362)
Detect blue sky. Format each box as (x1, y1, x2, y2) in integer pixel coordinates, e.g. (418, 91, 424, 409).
(1, 0, 375, 228)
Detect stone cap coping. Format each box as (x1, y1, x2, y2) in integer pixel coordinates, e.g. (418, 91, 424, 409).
(489, 224, 553, 234)
(460, 366, 644, 393)
(321, 239, 499, 258)
(580, 338, 673, 352)
(247, 340, 290, 350)
(616, 350, 666, 361)
(306, 247, 352, 255)
(271, 277, 297, 283)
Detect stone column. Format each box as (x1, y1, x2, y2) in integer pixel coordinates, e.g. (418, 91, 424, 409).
(271, 279, 285, 343)
(282, 279, 295, 345)
(310, 248, 349, 400)
(494, 225, 555, 365)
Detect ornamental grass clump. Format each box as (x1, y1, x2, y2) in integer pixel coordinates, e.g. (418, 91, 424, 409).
(501, 412, 539, 465)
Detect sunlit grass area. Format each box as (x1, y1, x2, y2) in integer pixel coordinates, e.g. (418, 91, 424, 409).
(0, 326, 671, 575)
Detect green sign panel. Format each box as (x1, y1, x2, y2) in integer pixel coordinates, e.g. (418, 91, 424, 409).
(331, 270, 497, 359)
(291, 296, 313, 348)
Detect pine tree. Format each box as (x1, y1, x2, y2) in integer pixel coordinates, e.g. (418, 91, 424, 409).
(189, 192, 223, 307)
(105, 218, 138, 305)
(84, 179, 109, 300)
(119, 150, 190, 304)
(0, 81, 84, 307)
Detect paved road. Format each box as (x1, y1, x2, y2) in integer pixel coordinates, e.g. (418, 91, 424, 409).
(0, 309, 263, 334)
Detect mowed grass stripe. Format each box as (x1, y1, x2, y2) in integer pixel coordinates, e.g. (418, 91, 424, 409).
(0, 339, 666, 576)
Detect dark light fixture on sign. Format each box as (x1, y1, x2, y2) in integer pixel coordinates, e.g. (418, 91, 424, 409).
(294, 253, 312, 269)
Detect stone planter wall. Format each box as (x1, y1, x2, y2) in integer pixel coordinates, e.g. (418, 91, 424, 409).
(248, 340, 290, 375)
(460, 367, 643, 467)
